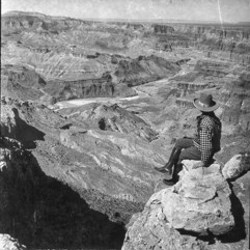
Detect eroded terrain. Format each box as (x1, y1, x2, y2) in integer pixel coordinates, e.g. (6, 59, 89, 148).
(1, 11, 250, 249)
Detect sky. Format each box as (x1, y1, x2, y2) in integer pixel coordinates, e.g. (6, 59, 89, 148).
(2, 0, 250, 23)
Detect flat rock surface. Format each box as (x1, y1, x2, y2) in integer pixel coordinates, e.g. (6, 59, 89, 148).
(162, 161, 234, 235)
(122, 160, 236, 250)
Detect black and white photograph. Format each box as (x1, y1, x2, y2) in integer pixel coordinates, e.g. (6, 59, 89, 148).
(1, 0, 250, 249)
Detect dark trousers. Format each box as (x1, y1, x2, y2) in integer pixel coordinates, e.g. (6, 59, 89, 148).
(174, 138, 201, 164)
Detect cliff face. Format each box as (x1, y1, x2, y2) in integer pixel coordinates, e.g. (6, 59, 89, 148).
(0, 98, 168, 248)
(220, 70, 250, 132)
(1, 65, 135, 104)
(1, 11, 88, 32)
(115, 55, 180, 86)
(2, 12, 249, 97)
(46, 73, 117, 102)
(122, 160, 249, 250)
(0, 137, 126, 249)
(151, 23, 250, 64)
(171, 24, 250, 64)
(1, 65, 46, 102)
(0, 234, 26, 250)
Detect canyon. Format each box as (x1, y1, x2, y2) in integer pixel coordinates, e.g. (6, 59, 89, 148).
(1, 11, 250, 249)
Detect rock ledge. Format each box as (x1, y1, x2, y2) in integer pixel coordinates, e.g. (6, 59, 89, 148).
(122, 160, 235, 250)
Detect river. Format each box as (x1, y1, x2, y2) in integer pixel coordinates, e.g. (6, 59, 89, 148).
(50, 78, 169, 111)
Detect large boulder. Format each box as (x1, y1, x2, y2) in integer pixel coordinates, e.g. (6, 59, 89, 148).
(122, 160, 235, 250)
(222, 153, 250, 180)
(163, 160, 234, 235)
(122, 210, 209, 250)
(0, 234, 26, 250)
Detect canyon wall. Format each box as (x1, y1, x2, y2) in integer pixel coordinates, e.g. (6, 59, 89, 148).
(0, 98, 166, 248)
(1, 11, 249, 249)
(0, 136, 125, 249)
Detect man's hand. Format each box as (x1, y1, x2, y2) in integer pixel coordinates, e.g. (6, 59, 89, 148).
(192, 161, 204, 169)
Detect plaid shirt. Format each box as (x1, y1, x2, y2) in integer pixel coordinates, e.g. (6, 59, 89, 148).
(193, 113, 221, 167)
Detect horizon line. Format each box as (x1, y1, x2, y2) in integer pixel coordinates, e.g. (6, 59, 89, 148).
(3, 10, 249, 25)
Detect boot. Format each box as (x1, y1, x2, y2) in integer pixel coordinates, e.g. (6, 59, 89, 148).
(163, 163, 182, 185)
(155, 147, 177, 173)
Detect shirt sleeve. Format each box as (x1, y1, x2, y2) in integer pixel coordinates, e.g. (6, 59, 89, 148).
(200, 119, 213, 166)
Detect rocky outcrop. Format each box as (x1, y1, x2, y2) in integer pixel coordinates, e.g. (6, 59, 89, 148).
(0, 99, 17, 138)
(115, 55, 181, 86)
(194, 59, 231, 77)
(47, 72, 117, 101)
(153, 24, 174, 34)
(166, 161, 234, 235)
(172, 59, 233, 81)
(229, 172, 250, 250)
(1, 65, 46, 102)
(1, 11, 89, 33)
(122, 160, 236, 250)
(171, 24, 250, 64)
(2, 65, 46, 89)
(222, 153, 250, 180)
(177, 82, 209, 95)
(0, 234, 26, 250)
(0, 99, 49, 148)
(2, 65, 135, 104)
(125, 23, 145, 31)
(0, 100, 167, 247)
(175, 98, 194, 108)
(221, 70, 250, 132)
(123, 213, 208, 250)
(61, 103, 158, 141)
(0, 136, 126, 249)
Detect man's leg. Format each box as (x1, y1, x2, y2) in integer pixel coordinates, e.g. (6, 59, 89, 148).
(155, 147, 177, 172)
(155, 138, 194, 173)
(163, 146, 201, 185)
(175, 137, 195, 150)
(178, 146, 201, 163)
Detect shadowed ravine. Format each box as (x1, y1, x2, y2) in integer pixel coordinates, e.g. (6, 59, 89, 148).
(0, 137, 126, 249)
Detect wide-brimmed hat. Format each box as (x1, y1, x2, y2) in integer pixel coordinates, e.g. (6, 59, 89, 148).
(193, 93, 219, 112)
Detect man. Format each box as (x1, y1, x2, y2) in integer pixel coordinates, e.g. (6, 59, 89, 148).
(155, 93, 222, 185)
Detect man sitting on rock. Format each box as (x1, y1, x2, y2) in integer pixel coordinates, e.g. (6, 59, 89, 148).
(155, 93, 222, 185)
